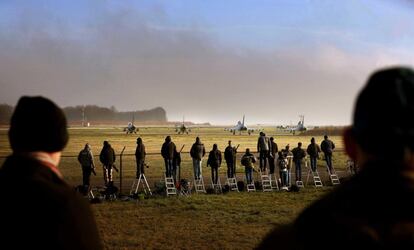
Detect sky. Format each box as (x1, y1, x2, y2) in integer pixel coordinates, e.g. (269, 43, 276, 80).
(0, 0, 414, 125)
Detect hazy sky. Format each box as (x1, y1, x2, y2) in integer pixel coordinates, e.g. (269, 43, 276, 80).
(1, 0, 414, 125)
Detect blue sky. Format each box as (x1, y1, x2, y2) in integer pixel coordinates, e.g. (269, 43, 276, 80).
(0, 0, 413, 125)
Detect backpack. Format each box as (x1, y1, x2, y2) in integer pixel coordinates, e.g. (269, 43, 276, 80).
(279, 158, 287, 170)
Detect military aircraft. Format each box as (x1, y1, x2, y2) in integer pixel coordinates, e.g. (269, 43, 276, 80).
(225, 115, 257, 135)
(175, 117, 191, 134)
(276, 115, 308, 135)
(124, 115, 138, 134)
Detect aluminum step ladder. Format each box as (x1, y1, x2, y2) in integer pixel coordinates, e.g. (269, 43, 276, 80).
(247, 182, 256, 192)
(194, 177, 206, 193)
(164, 175, 177, 196)
(328, 167, 341, 185)
(130, 174, 153, 196)
(306, 167, 323, 187)
(260, 171, 273, 192)
(269, 174, 279, 190)
(295, 180, 304, 188)
(226, 177, 239, 192)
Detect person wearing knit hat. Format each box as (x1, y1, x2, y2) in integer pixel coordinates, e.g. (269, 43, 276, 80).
(224, 140, 236, 178)
(99, 140, 117, 186)
(0, 96, 102, 249)
(258, 67, 414, 249)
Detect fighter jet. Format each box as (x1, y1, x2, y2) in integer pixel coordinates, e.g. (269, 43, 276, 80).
(226, 115, 257, 135)
(175, 117, 191, 135)
(277, 115, 307, 135)
(124, 115, 138, 134)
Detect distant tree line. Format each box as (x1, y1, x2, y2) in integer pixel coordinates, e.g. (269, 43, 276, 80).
(0, 104, 13, 124)
(0, 104, 167, 124)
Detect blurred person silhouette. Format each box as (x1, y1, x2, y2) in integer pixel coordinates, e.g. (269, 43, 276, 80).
(0, 96, 102, 249)
(258, 67, 414, 249)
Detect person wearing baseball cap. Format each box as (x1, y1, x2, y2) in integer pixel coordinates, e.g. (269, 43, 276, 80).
(258, 67, 414, 249)
(0, 96, 102, 249)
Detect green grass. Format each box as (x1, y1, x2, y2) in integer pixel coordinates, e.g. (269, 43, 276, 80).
(0, 127, 347, 249)
(93, 189, 330, 249)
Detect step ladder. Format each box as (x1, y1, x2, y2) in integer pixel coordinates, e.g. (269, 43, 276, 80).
(164, 175, 177, 196)
(295, 180, 304, 188)
(306, 167, 323, 187)
(211, 178, 222, 194)
(260, 172, 273, 192)
(247, 182, 256, 192)
(194, 177, 206, 193)
(269, 174, 279, 190)
(130, 174, 153, 196)
(226, 177, 239, 192)
(328, 167, 341, 185)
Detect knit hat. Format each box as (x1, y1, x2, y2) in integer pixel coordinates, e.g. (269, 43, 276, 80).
(9, 96, 68, 152)
(352, 67, 414, 154)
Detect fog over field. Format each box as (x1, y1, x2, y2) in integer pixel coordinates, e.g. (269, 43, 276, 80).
(0, 1, 413, 125)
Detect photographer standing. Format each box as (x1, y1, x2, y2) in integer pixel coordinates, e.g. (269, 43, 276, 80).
(78, 143, 95, 187)
(135, 137, 146, 178)
(190, 137, 206, 180)
(241, 148, 257, 184)
(207, 144, 222, 184)
(99, 140, 116, 186)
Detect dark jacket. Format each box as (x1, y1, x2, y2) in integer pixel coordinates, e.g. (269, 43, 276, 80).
(0, 155, 102, 250)
(135, 143, 146, 161)
(241, 153, 257, 168)
(257, 160, 414, 249)
(269, 141, 278, 158)
(207, 149, 222, 168)
(291, 147, 306, 161)
(161, 141, 176, 160)
(99, 145, 116, 165)
(321, 139, 335, 155)
(224, 146, 235, 163)
(257, 135, 270, 151)
(78, 148, 94, 167)
(190, 142, 206, 160)
(307, 143, 321, 158)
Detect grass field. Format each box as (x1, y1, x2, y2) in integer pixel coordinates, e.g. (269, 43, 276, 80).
(0, 126, 348, 249)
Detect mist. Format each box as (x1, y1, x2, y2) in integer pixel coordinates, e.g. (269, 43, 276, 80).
(1, 1, 413, 125)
